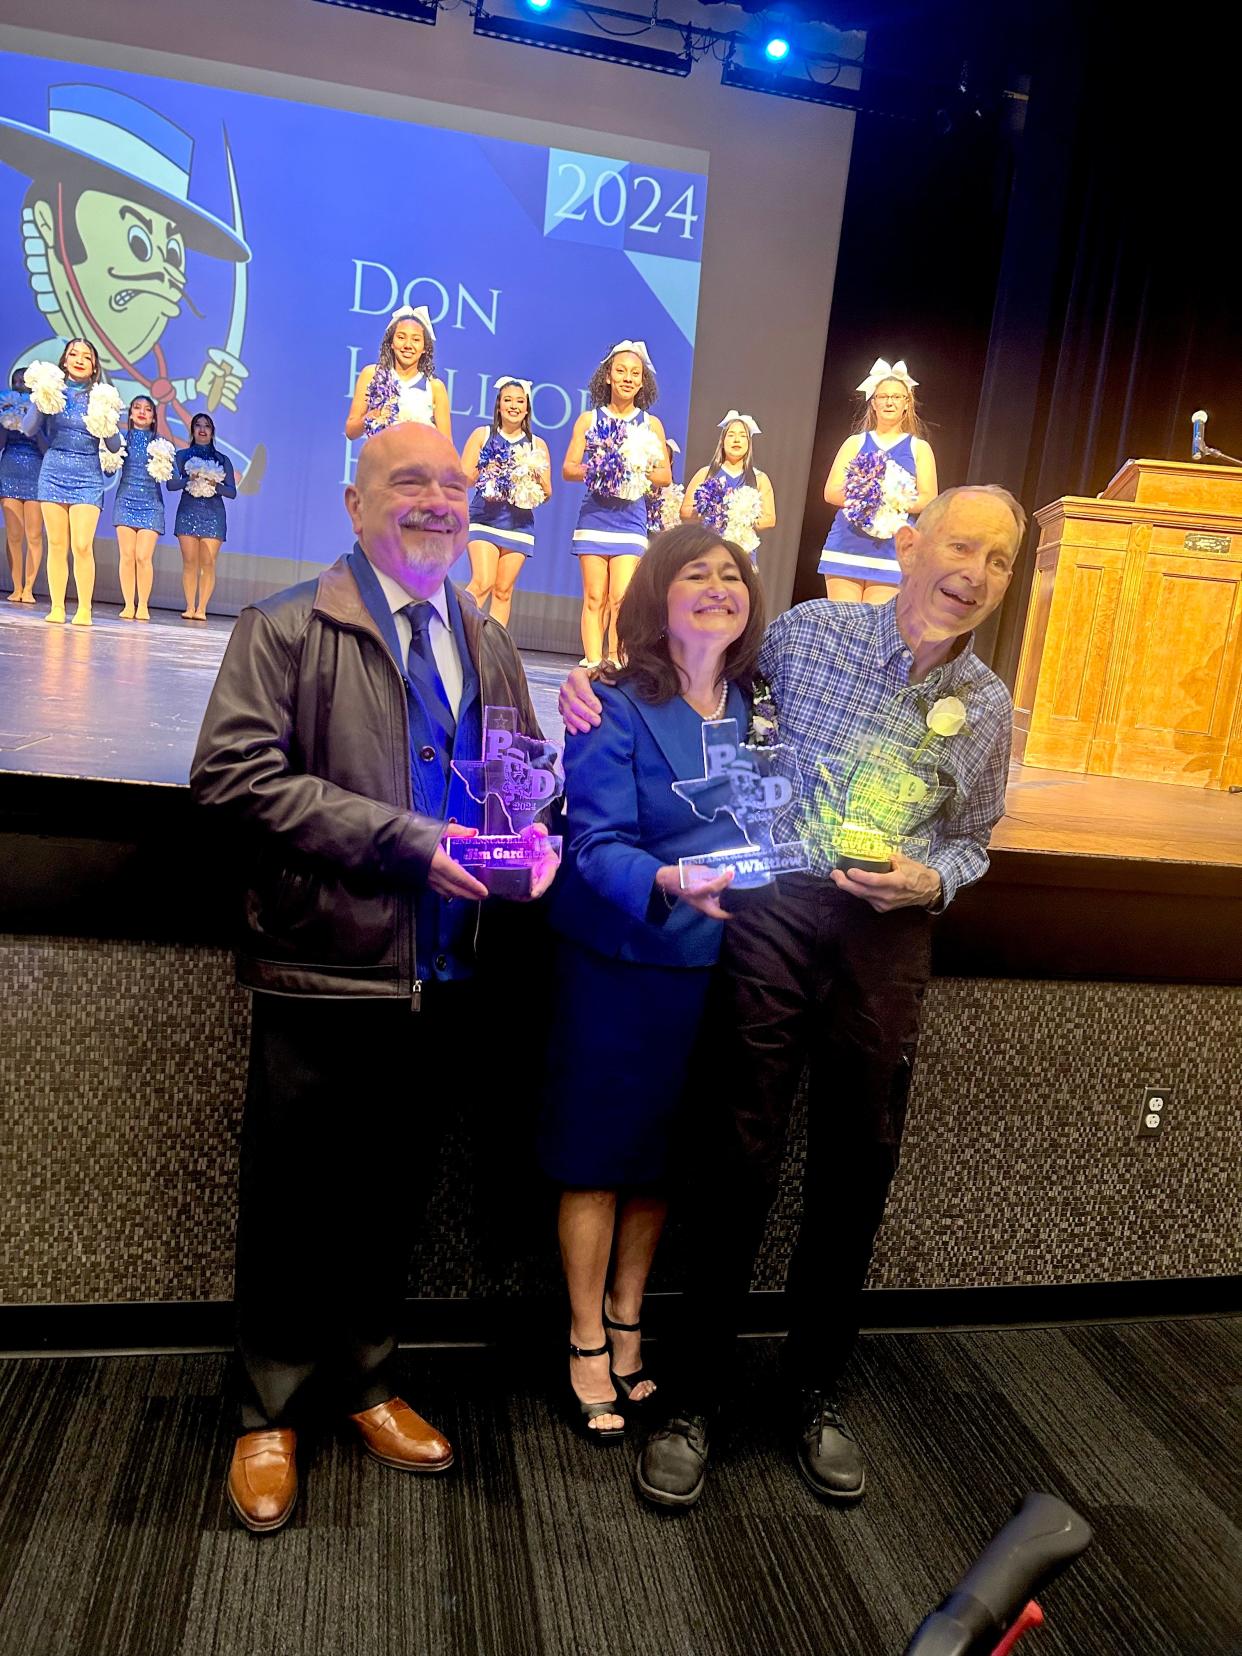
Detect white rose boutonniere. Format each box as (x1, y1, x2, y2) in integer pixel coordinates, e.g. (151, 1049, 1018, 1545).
(913, 695, 967, 760)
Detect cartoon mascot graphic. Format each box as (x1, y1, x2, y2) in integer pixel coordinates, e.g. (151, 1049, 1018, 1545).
(0, 82, 262, 485)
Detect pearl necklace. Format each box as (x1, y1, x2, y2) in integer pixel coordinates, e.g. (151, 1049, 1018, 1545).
(707, 681, 729, 720)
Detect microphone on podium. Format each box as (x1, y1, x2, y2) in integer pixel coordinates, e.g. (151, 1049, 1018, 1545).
(1188, 407, 1242, 466)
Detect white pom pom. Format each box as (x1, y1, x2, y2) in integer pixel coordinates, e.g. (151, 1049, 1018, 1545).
(145, 438, 176, 483)
(23, 360, 65, 416)
(99, 438, 126, 475)
(84, 383, 123, 439)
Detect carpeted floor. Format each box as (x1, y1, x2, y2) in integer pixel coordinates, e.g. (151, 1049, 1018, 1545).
(0, 1318, 1238, 1656)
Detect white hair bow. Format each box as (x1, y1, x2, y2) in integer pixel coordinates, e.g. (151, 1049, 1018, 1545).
(857, 358, 917, 398)
(718, 410, 761, 437)
(666, 437, 681, 455)
(604, 339, 655, 372)
(494, 375, 533, 400)
(389, 304, 436, 341)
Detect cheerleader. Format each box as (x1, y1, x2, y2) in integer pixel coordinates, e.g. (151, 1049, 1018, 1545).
(169, 413, 237, 621)
(463, 376, 552, 629)
(1, 370, 46, 604)
(113, 396, 174, 622)
(819, 359, 937, 602)
(344, 305, 452, 442)
(681, 411, 776, 562)
(563, 341, 670, 667)
(21, 338, 122, 626)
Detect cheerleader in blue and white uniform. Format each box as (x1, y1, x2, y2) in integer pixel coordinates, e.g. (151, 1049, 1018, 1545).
(169, 413, 237, 621)
(681, 411, 777, 565)
(21, 338, 122, 626)
(563, 341, 670, 667)
(113, 396, 173, 621)
(463, 376, 552, 630)
(818, 359, 937, 603)
(344, 305, 452, 443)
(1, 370, 46, 603)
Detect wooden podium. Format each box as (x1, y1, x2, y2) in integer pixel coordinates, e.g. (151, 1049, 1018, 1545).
(1013, 459, 1242, 791)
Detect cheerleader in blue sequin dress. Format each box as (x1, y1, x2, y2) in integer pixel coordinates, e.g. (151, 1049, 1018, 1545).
(169, 413, 237, 620)
(114, 396, 175, 621)
(21, 339, 122, 626)
(818, 359, 937, 602)
(1, 370, 47, 603)
(563, 342, 670, 667)
(344, 305, 452, 443)
(463, 375, 552, 630)
(681, 411, 777, 565)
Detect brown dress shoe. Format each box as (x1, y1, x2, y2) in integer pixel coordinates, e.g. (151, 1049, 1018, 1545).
(227, 1428, 297, 1533)
(349, 1397, 454, 1472)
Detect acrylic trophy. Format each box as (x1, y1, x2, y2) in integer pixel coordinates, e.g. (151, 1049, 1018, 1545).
(671, 717, 810, 890)
(815, 746, 948, 873)
(449, 706, 563, 897)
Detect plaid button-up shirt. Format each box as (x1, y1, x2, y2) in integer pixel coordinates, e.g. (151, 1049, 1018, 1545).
(758, 598, 1013, 907)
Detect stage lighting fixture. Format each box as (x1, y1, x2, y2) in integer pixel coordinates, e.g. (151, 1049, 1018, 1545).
(764, 36, 791, 61)
(310, 0, 438, 23)
(525, 0, 553, 10)
(721, 57, 887, 115)
(473, 5, 693, 75)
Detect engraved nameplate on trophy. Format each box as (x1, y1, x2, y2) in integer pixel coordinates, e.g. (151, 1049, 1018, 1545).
(671, 717, 810, 891)
(450, 705, 563, 898)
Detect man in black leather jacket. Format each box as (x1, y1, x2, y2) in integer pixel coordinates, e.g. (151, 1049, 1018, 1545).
(191, 421, 556, 1533)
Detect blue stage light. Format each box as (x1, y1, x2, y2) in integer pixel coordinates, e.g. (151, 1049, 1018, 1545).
(526, 0, 553, 11)
(764, 36, 791, 62)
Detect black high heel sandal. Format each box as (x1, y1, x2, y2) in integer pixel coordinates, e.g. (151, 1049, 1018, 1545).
(603, 1309, 656, 1407)
(567, 1341, 626, 1443)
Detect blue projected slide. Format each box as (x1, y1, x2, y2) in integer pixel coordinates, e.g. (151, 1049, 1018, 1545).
(0, 52, 707, 599)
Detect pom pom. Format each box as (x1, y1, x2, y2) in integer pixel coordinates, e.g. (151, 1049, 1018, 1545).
(508, 445, 547, 510)
(724, 485, 763, 553)
(647, 482, 684, 533)
(843, 451, 915, 540)
(23, 360, 65, 416)
(584, 416, 661, 503)
(145, 438, 176, 483)
(84, 383, 123, 439)
(0, 392, 29, 432)
(99, 437, 126, 474)
(185, 457, 226, 498)
(692, 472, 731, 535)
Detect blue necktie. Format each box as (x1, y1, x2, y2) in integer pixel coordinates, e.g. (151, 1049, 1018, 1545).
(403, 600, 456, 754)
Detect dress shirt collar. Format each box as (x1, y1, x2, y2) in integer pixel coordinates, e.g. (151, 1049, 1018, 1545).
(368, 559, 450, 630)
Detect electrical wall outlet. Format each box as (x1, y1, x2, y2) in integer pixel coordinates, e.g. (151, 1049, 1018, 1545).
(1136, 1087, 1171, 1138)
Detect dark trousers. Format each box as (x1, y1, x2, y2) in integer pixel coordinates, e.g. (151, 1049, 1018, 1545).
(675, 874, 932, 1401)
(235, 987, 474, 1431)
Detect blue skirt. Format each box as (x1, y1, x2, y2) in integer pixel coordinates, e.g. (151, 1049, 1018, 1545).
(572, 493, 648, 558)
(818, 514, 903, 584)
(468, 499, 535, 555)
(0, 436, 43, 502)
(114, 475, 166, 534)
(174, 493, 227, 541)
(538, 937, 711, 1188)
(38, 434, 106, 508)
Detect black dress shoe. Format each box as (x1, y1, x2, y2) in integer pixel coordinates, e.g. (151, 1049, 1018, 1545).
(795, 1390, 865, 1501)
(635, 1413, 711, 1509)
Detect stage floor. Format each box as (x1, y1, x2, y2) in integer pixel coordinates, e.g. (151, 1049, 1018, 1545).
(0, 606, 573, 788)
(2, 606, 1241, 871)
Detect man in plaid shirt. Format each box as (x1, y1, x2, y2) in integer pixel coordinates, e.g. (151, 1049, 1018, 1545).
(561, 483, 1026, 1510)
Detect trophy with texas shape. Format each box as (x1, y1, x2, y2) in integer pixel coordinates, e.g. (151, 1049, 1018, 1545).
(671, 717, 810, 890)
(450, 706, 563, 897)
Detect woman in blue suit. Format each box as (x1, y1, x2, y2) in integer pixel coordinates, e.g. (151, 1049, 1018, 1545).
(540, 522, 765, 1440)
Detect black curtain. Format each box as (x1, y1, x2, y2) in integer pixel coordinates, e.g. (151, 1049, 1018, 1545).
(799, 3, 1242, 683)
